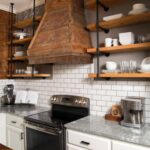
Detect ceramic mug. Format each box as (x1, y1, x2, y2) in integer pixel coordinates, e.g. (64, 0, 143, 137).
(113, 39, 119, 46)
(105, 38, 113, 47)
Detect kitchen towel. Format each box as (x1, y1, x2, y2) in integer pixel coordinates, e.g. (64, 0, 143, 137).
(25, 91, 39, 104)
(15, 90, 27, 103)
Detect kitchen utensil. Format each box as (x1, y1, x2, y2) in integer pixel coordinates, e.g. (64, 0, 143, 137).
(105, 38, 113, 47)
(106, 61, 117, 71)
(119, 32, 135, 45)
(113, 39, 119, 46)
(128, 3, 149, 15)
(103, 13, 123, 21)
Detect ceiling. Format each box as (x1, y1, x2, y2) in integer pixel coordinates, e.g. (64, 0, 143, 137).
(0, 0, 44, 13)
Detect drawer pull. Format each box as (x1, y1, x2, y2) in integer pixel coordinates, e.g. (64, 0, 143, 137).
(11, 121, 17, 124)
(80, 141, 90, 146)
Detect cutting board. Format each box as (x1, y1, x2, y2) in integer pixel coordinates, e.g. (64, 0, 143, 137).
(0, 144, 12, 150)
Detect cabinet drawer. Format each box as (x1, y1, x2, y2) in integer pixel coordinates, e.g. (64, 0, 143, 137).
(67, 130, 111, 150)
(6, 114, 24, 129)
(112, 140, 150, 150)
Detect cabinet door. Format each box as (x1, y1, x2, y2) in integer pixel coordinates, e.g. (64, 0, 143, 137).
(7, 125, 24, 150)
(0, 113, 6, 145)
(67, 144, 88, 150)
(112, 140, 150, 150)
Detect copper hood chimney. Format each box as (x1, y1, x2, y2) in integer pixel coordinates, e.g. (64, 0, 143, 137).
(28, 0, 92, 64)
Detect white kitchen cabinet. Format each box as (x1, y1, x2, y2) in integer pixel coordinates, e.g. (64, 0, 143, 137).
(7, 125, 24, 150)
(6, 114, 24, 150)
(0, 113, 6, 145)
(112, 140, 150, 150)
(67, 130, 111, 150)
(67, 144, 88, 150)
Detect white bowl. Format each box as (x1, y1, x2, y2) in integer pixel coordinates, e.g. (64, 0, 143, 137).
(129, 8, 149, 15)
(106, 62, 117, 71)
(119, 32, 135, 45)
(133, 3, 146, 10)
(141, 64, 150, 71)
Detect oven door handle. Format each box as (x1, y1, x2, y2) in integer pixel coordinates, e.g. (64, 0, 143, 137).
(25, 123, 62, 136)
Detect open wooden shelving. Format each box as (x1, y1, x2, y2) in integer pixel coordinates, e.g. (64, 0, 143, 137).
(14, 16, 42, 29)
(85, 0, 125, 9)
(87, 42, 150, 54)
(8, 37, 33, 45)
(87, 12, 150, 31)
(7, 74, 51, 78)
(88, 73, 150, 78)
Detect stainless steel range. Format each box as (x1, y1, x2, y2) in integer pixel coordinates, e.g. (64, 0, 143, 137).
(24, 95, 90, 150)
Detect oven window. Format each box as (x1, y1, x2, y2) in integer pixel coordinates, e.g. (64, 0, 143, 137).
(26, 127, 62, 150)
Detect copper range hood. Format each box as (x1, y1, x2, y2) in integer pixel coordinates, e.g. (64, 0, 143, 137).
(28, 0, 92, 64)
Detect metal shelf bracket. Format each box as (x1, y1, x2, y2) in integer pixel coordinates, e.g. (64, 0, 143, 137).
(99, 1, 109, 11)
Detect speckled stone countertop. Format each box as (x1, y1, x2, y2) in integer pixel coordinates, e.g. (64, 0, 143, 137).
(65, 115, 150, 148)
(0, 104, 50, 118)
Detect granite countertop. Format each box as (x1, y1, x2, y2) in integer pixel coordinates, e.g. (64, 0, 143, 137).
(0, 104, 50, 118)
(65, 115, 150, 148)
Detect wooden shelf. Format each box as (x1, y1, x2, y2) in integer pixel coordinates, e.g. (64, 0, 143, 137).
(87, 12, 150, 31)
(85, 0, 125, 9)
(7, 74, 51, 78)
(87, 42, 150, 54)
(88, 73, 150, 78)
(8, 56, 28, 61)
(14, 16, 42, 29)
(8, 37, 33, 45)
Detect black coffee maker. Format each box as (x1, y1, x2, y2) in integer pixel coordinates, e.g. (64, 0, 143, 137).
(0, 84, 15, 105)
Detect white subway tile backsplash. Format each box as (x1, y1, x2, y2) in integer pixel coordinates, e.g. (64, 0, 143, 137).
(0, 65, 149, 123)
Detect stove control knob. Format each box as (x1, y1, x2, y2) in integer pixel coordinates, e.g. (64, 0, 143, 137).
(53, 97, 56, 102)
(78, 100, 82, 104)
(82, 101, 86, 105)
(75, 100, 78, 104)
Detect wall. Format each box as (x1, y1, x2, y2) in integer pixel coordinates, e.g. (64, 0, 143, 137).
(0, 10, 9, 78)
(14, 64, 150, 123)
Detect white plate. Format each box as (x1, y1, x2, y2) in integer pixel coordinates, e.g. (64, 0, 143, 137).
(138, 70, 150, 73)
(129, 8, 149, 15)
(141, 57, 150, 65)
(102, 69, 120, 73)
(24, 70, 38, 74)
(14, 54, 25, 57)
(103, 13, 123, 21)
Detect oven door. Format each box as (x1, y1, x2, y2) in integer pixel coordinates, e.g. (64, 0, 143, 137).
(25, 123, 64, 150)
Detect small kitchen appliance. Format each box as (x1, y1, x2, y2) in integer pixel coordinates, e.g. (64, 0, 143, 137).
(121, 97, 145, 128)
(24, 95, 90, 150)
(0, 84, 15, 105)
